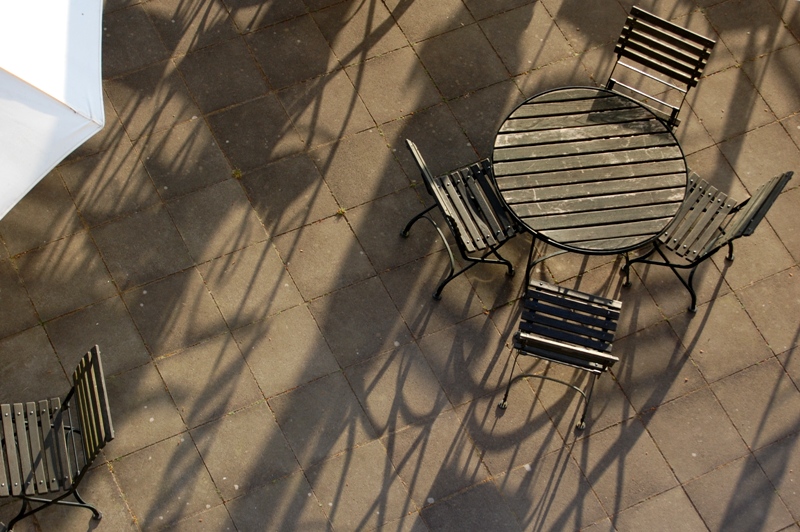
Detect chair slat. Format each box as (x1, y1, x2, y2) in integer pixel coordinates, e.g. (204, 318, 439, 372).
(632, 6, 716, 48)
(465, 168, 503, 240)
(526, 284, 622, 320)
(75, 352, 108, 463)
(75, 357, 98, 465)
(1, 403, 16, 496)
(685, 200, 735, 261)
(660, 174, 705, 245)
(24, 402, 48, 495)
(91, 347, 115, 443)
(515, 331, 619, 369)
(523, 299, 619, 334)
(444, 174, 486, 250)
(522, 306, 617, 344)
(617, 45, 698, 87)
(454, 170, 497, 246)
(53, 400, 72, 490)
(40, 399, 61, 492)
(11, 403, 36, 496)
(623, 23, 709, 65)
(474, 160, 517, 238)
(435, 177, 476, 251)
(520, 319, 614, 352)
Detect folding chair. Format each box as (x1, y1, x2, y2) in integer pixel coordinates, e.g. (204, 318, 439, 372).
(499, 280, 622, 430)
(623, 171, 794, 312)
(1, 346, 114, 531)
(401, 139, 519, 299)
(606, 6, 716, 129)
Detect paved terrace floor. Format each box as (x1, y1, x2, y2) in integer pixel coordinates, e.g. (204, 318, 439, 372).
(2, 0, 800, 530)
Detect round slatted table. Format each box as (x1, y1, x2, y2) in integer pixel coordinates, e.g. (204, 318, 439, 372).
(492, 86, 688, 254)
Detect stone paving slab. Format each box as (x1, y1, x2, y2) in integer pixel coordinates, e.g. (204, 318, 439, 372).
(1, 0, 799, 530)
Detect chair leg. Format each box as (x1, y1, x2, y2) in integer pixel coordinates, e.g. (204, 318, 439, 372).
(498, 352, 519, 410)
(399, 209, 458, 300)
(685, 266, 700, 313)
(622, 244, 658, 287)
(499, 356, 597, 431)
(73, 489, 102, 520)
(7, 497, 30, 532)
(400, 204, 436, 238)
(432, 229, 458, 300)
(6, 489, 102, 531)
(576, 373, 598, 431)
(726, 241, 735, 262)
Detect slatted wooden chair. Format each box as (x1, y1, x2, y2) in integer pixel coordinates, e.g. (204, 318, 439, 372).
(499, 280, 622, 430)
(401, 139, 519, 299)
(623, 171, 794, 312)
(606, 6, 716, 129)
(1, 346, 114, 531)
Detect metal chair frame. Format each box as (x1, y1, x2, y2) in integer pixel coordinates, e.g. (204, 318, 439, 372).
(623, 171, 794, 311)
(402, 139, 519, 299)
(1, 346, 114, 531)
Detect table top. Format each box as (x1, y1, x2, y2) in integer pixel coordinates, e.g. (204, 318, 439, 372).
(492, 86, 687, 254)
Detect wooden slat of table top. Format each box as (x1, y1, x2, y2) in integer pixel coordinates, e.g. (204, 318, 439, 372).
(510, 188, 685, 218)
(501, 173, 685, 203)
(495, 119, 666, 147)
(495, 159, 686, 188)
(495, 132, 677, 161)
(495, 146, 683, 176)
(544, 217, 676, 244)
(528, 203, 683, 231)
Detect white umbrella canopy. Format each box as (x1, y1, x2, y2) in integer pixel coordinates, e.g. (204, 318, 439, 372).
(0, 0, 104, 220)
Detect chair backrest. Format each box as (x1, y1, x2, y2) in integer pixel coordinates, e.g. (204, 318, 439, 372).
(71, 345, 115, 468)
(606, 6, 716, 129)
(0, 346, 113, 498)
(661, 171, 793, 262)
(722, 171, 793, 240)
(405, 139, 517, 252)
(515, 281, 621, 374)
